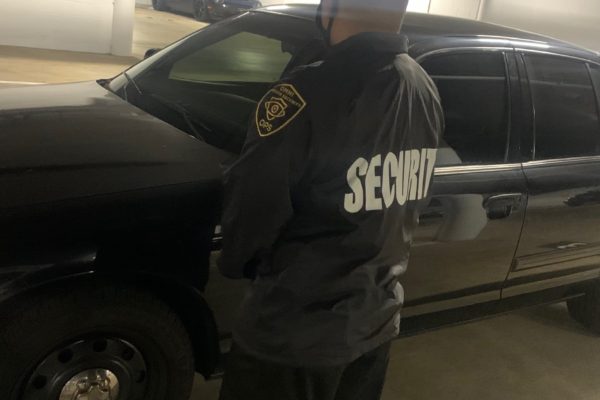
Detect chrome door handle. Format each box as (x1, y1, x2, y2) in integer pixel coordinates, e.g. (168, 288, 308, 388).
(483, 194, 523, 220)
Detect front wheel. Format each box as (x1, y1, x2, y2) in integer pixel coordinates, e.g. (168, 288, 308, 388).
(193, 0, 211, 22)
(0, 284, 195, 400)
(152, 0, 169, 11)
(567, 280, 600, 333)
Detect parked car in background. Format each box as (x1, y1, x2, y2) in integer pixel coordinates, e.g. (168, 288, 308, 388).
(153, 0, 262, 21)
(259, 0, 318, 5)
(2, 4, 600, 400)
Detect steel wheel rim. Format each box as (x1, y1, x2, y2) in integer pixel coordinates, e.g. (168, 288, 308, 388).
(21, 337, 147, 400)
(194, 0, 206, 19)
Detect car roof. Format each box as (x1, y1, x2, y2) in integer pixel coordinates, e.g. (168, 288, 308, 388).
(257, 4, 600, 61)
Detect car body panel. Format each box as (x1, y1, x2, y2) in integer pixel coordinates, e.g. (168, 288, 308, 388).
(402, 164, 528, 316)
(0, 81, 229, 281)
(0, 81, 228, 209)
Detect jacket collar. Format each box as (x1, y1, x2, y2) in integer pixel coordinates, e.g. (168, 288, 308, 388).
(325, 32, 409, 62)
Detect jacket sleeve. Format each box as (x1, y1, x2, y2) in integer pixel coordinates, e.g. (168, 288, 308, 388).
(218, 82, 310, 279)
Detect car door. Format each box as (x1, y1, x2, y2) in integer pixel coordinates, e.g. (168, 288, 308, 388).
(400, 50, 528, 319)
(505, 54, 600, 297)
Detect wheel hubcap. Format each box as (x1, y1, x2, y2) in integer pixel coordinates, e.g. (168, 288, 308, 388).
(59, 369, 120, 400)
(22, 338, 147, 400)
(194, 0, 205, 17)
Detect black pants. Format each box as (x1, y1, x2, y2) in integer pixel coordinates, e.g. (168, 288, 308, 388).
(219, 342, 391, 400)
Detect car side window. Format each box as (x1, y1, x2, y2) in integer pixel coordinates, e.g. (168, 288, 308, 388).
(524, 55, 600, 159)
(420, 52, 510, 166)
(590, 64, 600, 112)
(169, 32, 293, 83)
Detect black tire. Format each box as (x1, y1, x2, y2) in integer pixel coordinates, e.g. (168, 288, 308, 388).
(567, 296, 587, 325)
(152, 0, 169, 11)
(0, 284, 194, 400)
(193, 0, 210, 22)
(567, 281, 600, 332)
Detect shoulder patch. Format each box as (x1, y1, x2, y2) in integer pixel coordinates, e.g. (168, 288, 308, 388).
(255, 84, 307, 137)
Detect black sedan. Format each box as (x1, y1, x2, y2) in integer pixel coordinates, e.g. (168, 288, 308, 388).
(2, 4, 600, 400)
(153, 0, 262, 21)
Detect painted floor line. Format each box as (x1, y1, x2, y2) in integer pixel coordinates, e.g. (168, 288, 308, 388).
(0, 80, 43, 85)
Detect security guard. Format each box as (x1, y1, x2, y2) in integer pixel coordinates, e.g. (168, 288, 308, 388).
(218, 0, 444, 398)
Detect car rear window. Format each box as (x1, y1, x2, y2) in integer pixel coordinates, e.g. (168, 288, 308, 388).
(524, 55, 600, 160)
(590, 64, 600, 115)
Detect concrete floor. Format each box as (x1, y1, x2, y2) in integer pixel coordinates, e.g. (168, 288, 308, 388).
(193, 303, 600, 399)
(2, 7, 600, 400)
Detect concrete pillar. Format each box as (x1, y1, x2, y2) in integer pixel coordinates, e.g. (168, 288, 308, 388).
(0, 0, 136, 56)
(407, 0, 431, 13)
(112, 0, 137, 56)
(0, 0, 113, 54)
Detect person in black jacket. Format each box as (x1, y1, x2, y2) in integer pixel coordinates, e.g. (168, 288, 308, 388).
(218, 0, 444, 399)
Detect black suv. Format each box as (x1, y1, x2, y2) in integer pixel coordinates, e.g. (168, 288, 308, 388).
(2, 5, 600, 400)
(153, 0, 262, 21)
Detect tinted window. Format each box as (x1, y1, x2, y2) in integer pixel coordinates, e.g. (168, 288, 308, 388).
(524, 55, 600, 159)
(170, 32, 292, 83)
(590, 64, 600, 108)
(421, 52, 509, 166)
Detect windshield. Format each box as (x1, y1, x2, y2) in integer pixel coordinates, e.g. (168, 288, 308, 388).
(110, 13, 321, 153)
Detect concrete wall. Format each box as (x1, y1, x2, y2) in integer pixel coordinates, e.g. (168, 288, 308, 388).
(421, 0, 599, 51)
(428, 0, 482, 19)
(481, 0, 600, 51)
(0, 0, 136, 56)
(407, 0, 431, 13)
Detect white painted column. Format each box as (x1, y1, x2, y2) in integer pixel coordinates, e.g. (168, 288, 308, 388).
(407, 0, 431, 13)
(0, 0, 136, 56)
(112, 0, 137, 56)
(0, 0, 114, 54)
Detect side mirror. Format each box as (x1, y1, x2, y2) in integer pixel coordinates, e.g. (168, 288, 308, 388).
(144, 48, 162, 59)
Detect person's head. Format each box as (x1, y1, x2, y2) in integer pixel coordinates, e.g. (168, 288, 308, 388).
(316, 0, 410, 46)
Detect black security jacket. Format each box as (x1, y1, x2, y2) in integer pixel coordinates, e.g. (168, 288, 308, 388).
(219, 32, 444, 367)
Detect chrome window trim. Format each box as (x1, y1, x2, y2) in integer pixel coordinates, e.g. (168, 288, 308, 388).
(415, 46, 511, 62)
(416, 46, 600, 68)
(433, 156, 600, 175)
(516, 48, 600, 67)
(524, 155, 600, 168)
(434, 163, 522, 176)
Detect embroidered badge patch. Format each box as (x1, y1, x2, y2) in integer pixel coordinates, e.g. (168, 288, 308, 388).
(255, 84, 307, 137)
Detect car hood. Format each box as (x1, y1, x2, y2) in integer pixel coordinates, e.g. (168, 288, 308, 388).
(0, 81, 232, 209)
